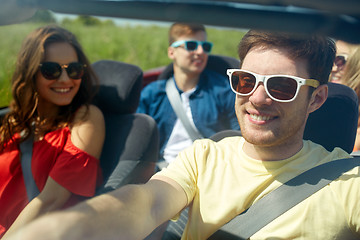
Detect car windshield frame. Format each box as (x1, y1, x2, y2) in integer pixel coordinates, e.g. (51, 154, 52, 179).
(3, 0, 360, 43)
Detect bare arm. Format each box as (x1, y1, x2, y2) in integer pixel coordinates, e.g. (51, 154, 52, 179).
(6, 177, 188, 240)
(2, 177, 71, 239)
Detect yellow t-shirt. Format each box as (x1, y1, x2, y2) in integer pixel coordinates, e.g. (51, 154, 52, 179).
(156, 137, 360, 239)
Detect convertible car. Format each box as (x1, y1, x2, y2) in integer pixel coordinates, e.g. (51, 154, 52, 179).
(1, 0, 359, 239)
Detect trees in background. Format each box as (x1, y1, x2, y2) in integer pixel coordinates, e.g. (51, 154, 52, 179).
(29, 10, 56, 23)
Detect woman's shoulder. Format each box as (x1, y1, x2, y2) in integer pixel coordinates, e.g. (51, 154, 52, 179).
(70, 104, 105, 159)
(72, 104, 104, 126)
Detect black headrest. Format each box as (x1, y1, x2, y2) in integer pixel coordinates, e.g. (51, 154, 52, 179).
(304, 82, 358, 153)
(92, 60, 143, 114)
(210, 82, 358, 154)
(157, 54, 240, 80)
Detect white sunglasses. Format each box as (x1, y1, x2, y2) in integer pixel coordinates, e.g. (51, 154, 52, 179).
(227, 69, 320, 102)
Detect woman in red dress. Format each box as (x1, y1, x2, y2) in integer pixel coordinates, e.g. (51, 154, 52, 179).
(0, 25, 105, 238)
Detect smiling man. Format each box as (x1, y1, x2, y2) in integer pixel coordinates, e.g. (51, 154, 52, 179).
(235, 46, 322, 160)
(137, 22, 239, 165)
(7, 30, 360, 240)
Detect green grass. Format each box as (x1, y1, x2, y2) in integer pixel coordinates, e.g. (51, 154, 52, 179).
(0, 22, 245, 107)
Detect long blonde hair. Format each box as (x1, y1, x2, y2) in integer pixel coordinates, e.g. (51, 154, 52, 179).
(340, 44, 360, 129)
(342, 46, 360, 93)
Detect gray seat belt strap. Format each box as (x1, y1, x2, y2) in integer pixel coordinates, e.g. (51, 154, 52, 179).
(209, 157, 360, 240)
(19, 134, 40, 201)
(165, 77, 203, 141)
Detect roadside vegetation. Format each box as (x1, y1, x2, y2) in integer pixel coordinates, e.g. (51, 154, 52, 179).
(0, 11, 245, 107)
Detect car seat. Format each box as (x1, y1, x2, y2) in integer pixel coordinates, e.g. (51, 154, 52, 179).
(304, 82, 358, 154)
(161, 81, 359, 240)
(91, 60, 159, 194)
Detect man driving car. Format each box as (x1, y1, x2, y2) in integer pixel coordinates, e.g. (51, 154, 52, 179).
(5, 30, 360, 240)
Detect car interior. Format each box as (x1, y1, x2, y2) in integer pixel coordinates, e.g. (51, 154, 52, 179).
(1, 0, 360, 239)
(91, 59, 159, 194)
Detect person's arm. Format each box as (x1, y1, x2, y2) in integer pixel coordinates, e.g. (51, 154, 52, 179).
(6, 176, 188, 240)
(2, 177, 71, 239)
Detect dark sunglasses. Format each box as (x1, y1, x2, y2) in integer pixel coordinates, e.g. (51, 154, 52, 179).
(227, 69, 320, 102)
(171, 40, 213, 53)
(39, 62, 86, 80)
(334, 54, 347, 68)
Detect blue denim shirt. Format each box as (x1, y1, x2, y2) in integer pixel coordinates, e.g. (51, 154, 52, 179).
(137, 69, 239, 156)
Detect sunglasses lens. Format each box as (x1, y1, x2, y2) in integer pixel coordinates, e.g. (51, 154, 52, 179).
(40, 62, 85, 80)
(231, 71, 256, 95)
(335, 55, 346, 68)
(40, 62, 61, 80)
(202, 42, 212, 53)
(67, 62, 85, 79)
(267, 77, 297, 101)
(185, 41, 198, 51)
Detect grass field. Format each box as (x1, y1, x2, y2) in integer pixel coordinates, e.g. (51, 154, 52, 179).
(0, 21, 245, 107)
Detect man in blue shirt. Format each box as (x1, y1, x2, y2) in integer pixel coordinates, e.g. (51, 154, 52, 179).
(137, 22, 239, 163)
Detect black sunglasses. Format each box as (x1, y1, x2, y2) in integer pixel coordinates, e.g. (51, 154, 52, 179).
(39, 62, 86, 80)
(334, 54, 347, 68)
(171, 40, 213, 53)
(227, 69, 320, 102)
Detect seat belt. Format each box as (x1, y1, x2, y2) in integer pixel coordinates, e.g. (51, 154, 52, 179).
(209, 157, 360, 240)
(19, 133, 40, 201)
(165, 77, 203, 141)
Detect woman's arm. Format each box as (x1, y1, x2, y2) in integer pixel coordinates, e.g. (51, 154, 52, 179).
(2, 177, 71, 239)
(6, 177, 188, 240)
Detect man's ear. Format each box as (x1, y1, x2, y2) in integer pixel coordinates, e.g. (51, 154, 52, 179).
(308, 84, 328, 114)
(168, 46, 175, 60)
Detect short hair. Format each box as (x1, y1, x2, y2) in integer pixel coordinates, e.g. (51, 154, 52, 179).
(168, 22, 206, 45)
(238, 30, 336, 85)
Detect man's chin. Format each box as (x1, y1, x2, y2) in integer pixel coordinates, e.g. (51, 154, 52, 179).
(242, 133, 278, 147)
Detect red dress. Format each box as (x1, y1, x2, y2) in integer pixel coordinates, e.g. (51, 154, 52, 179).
(0, 127, 103, 237)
